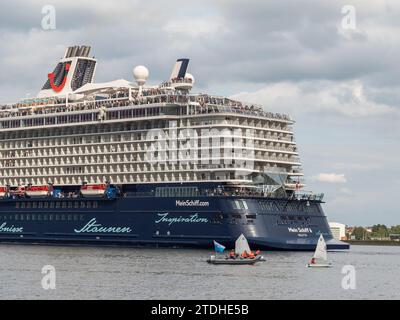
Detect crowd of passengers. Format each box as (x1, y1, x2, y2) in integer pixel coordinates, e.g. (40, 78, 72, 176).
(0, 88, 290, 121)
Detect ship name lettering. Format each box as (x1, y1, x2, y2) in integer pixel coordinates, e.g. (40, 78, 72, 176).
(74, 218, 132, 233)
(155, 213, 208, 225)
(288, 227, 312, 233)
(0, 222, 23, 233)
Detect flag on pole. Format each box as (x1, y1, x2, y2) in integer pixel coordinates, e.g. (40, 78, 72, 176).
(213, 240, 226, 253)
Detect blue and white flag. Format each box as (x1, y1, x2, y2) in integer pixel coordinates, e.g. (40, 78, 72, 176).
(213, 241, 226, 253)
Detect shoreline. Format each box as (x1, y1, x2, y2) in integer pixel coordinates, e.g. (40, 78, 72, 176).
(344, 240, 400, 246)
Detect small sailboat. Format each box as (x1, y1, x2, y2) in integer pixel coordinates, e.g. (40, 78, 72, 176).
(207, 234, 264, 265)
(307, 234, 332, 268)
(235, 234, 251, 257)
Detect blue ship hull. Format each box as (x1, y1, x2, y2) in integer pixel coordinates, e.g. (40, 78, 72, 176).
(0, 192, 349, 251)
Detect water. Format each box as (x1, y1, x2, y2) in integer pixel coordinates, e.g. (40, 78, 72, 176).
(0, 244, 399, 299)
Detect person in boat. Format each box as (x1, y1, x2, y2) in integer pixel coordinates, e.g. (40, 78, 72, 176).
(255, 250, 261, 256)
(241, 251, 248, 259)
(310, 257, 316, 265)
(248, 251, 255, 259)
(229, 250, 236, 259)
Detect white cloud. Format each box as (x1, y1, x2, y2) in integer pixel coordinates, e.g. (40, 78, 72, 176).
(231, 80, 399, 117)
(339, 187, 353, 196)
(163, 17, 227, 38)
(311, 173, 347, 183)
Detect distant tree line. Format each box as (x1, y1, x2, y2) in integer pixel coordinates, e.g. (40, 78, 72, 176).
(350, 225, 400, 240)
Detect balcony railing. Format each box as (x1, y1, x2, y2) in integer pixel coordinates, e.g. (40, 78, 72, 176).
(0, 91, 292, 127)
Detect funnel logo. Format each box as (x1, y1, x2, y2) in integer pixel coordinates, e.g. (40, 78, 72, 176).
(48, 63, 70, 92)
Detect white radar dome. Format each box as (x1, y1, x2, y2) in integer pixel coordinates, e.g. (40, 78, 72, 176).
(133, 65, 149, 86)
(185, 73, 195, 84)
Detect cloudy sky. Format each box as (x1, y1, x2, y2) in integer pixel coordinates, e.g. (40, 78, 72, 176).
(1, 0, 399, 226)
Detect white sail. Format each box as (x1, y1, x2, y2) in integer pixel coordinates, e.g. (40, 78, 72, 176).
(235, 234, 251, 255)
(313, 234, 328, 261)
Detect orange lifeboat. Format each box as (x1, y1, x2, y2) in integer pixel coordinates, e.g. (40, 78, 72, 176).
(0, 186, 7, 197)
(10, 185, 26, 197)
(80, 184, 107, 197)
(26, 185, 51, 197)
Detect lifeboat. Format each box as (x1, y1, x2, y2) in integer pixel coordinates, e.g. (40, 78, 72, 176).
(0, 186, 8, 197)
(10, 186, 26, 197)
(26, 185, 50, 197)
(80, 184, 107, 197)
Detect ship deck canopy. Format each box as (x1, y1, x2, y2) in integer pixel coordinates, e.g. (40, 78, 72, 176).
(74, 79, 135, 95)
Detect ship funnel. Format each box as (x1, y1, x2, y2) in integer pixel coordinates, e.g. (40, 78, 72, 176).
(38, 45, 97, 98)
(64, 45, 91, 58)
(169, 58, 189, 80)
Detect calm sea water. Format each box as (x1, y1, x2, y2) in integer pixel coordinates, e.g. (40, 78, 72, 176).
(0, 244, 399, 299)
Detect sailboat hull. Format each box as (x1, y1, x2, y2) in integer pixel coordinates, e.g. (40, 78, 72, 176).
(307, 263, 332, 268)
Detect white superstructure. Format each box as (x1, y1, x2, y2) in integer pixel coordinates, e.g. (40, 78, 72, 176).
(0, 46, 304, 195)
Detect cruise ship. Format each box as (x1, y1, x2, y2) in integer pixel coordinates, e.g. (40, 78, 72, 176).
(0, 45, 348, 250)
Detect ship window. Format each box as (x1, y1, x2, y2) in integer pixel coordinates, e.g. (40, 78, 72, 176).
(68, 202, 73, 209)
(26, 214, 30, 221)
(93, 201, 98, 208)
(49, 215, 53, 221)
(80, 202, 86, 209)
(26, 202, 32, 209)
(68, 215, 72, 221)
(80, 214, 84, 221)
(61, 214, 66, 221)
(43, 215, 48, 221)
(87, 201, 92, 209)
(15, 202, 19, 209)
(74, 214, 78, 221)
(38, 215, 42, 221)
(32, 202, 37, 209)
(15, 214, 19, 220)
(62, 202, 67, 209)
(56, 202, 60, 209)
(74, 202, 79, 209)
(246, 215, 257, 219)
(20, 202, 25, 209)
(231, 214, 242, 219)
(32, 214, 36, 221)
(38, 202, 43, 209)
(55, 215, 60, 221)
